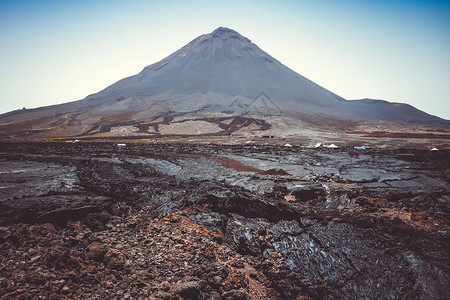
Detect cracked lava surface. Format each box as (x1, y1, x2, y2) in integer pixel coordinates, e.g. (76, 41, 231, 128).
(0, 142, 449, 299)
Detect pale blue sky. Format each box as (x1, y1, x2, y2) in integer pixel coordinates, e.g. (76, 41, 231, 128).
(1, 0, 449, 119)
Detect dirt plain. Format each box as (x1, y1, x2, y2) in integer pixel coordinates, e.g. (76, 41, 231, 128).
(0, 141, 449, 299)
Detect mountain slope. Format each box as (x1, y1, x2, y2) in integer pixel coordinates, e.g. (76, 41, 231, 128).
(90, 27, 343, 107)
(0, 27, 448, 140)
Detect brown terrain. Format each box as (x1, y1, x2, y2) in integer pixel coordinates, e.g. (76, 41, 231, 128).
(1, 27, 449, 299)
(1, 141, 449, 299)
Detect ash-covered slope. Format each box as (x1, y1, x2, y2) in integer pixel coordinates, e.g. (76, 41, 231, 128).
(89, 27, 344, 110)
(0, 27, 447, 140)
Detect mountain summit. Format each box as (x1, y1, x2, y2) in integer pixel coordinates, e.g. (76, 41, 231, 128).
(90, 26, 343, 110)
(0, 27, 447, 141)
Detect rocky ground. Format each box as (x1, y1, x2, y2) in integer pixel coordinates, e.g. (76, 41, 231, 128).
(0, 142, 449, 299)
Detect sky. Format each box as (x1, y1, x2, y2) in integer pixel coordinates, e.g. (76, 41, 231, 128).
(1, 0, 449, 119)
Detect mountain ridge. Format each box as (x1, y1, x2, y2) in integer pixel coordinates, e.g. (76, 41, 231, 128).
(0, 27, 448, 141)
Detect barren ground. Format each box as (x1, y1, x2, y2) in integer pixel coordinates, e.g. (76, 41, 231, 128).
(0, 142, 449, 299)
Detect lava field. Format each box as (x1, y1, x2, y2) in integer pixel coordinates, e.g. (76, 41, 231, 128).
(0, 142, 449, 299)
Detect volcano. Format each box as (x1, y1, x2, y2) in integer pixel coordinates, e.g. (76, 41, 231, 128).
(0, 27, 448, 142)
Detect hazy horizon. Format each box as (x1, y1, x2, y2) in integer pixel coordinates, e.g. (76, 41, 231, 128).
(1, 0, 449, 119)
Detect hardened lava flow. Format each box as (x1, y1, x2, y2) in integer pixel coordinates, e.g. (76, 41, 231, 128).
(0, 142, 449, 299)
